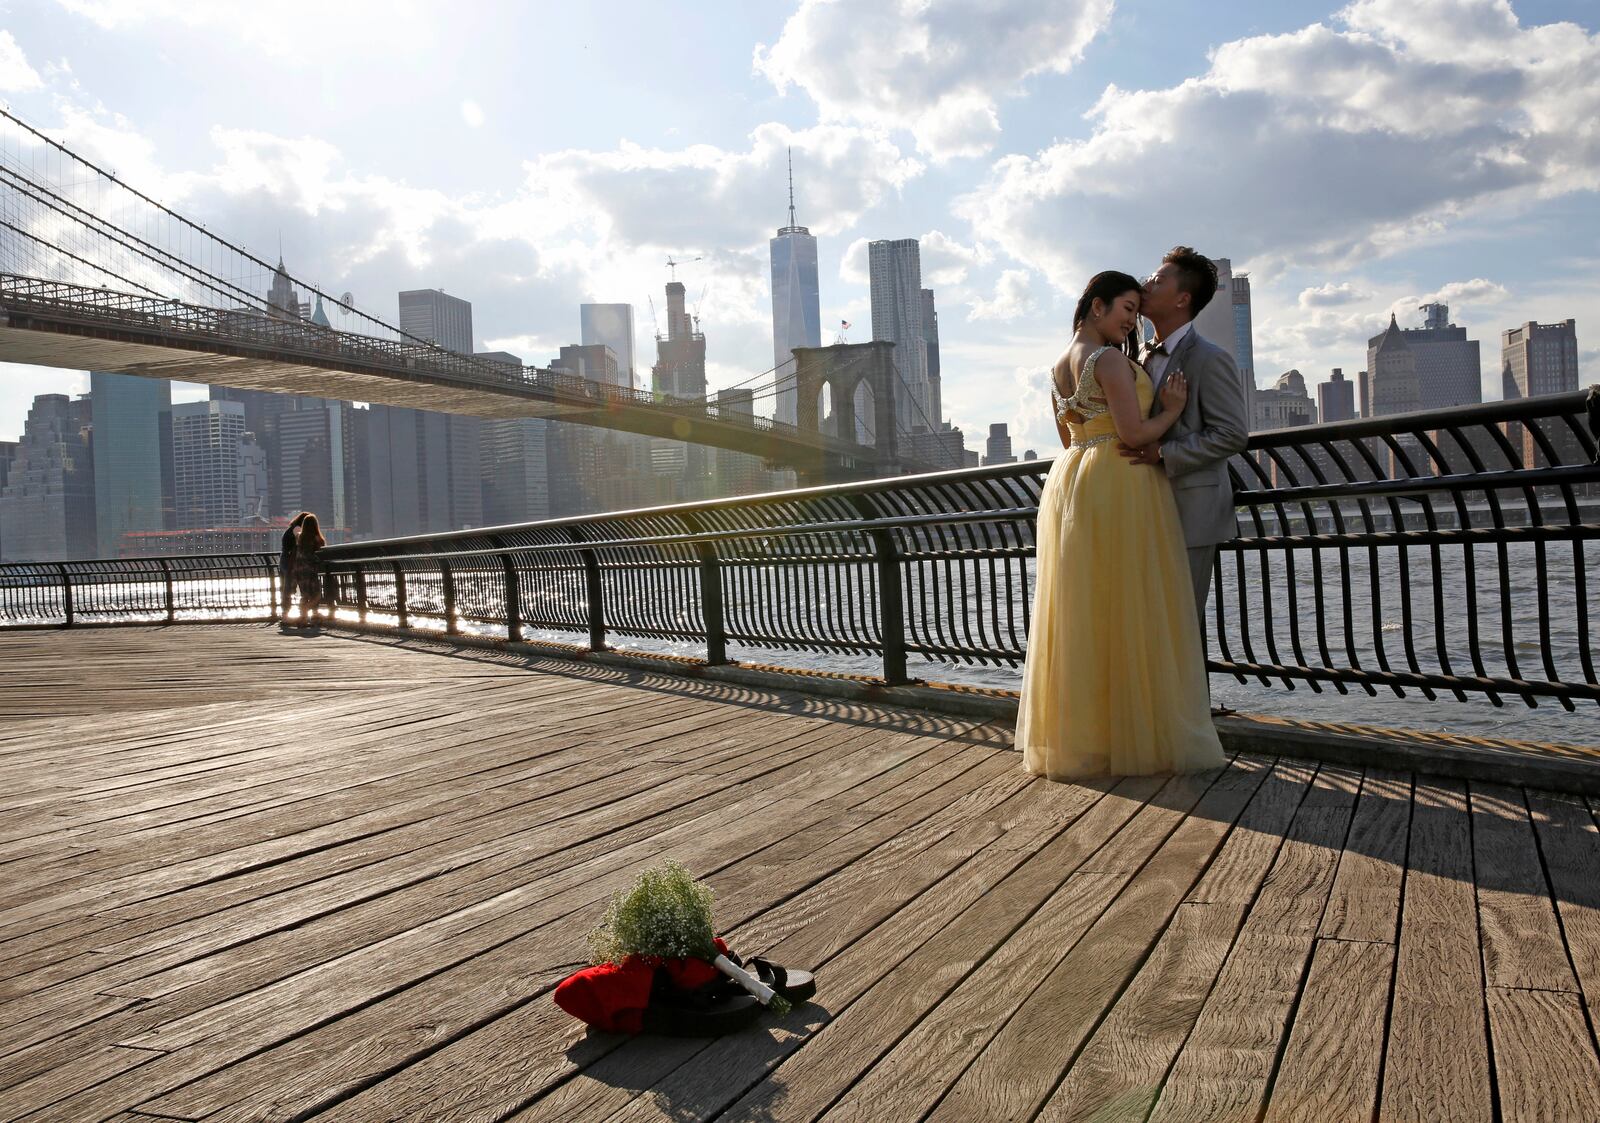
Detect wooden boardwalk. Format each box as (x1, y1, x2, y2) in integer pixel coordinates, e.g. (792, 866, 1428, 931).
(1, 625, 1597, 1123)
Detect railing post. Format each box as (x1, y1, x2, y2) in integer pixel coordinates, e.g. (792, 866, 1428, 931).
(158, 558, 175, 623)
(684, 514, 727, 666)
(354, 568, 368, 623)
(869, 526, 909, 685)
(439, 558, 458, 635)
(492, 537, 522, 643)
(392, 562, 408, 630)
(571, 529, 605, 651)
(266, 554, 280, 623)
(56, 562, 73, 628)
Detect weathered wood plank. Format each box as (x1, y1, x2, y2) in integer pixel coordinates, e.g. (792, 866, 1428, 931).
(1470, 781, 1576, 993)
(1319, 768, 1411, 943)
(1486, 986, 1600, 1123)
(919, 759, 1267, 1123)
(1525, 788, 1600, 1027)
(1146, 765, 1360, 1123)
(1034, 758, 1317, 1123)
(1378, 778, 1492, 1123)
(1261, 938, 1394, 1123)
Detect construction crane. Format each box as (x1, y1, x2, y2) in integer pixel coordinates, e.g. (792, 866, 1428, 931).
(647, 295, 662, 342)
(692, 281, 710, 338)
(666, 255, 702, 281)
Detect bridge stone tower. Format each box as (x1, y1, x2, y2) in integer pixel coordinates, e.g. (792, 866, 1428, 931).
(792, 341, 899, 484)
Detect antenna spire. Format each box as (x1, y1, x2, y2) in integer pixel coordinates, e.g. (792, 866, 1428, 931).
(787, 147, 796, 228)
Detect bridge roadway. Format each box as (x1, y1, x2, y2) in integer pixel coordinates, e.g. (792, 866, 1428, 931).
(0, 275, 913, 480)
(2, 625, 1598, 1121)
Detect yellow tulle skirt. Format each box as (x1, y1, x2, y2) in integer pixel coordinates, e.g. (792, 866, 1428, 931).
(1015, 442, 1225, 779)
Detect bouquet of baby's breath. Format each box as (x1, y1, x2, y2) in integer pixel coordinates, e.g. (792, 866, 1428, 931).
(587, 860, 790, 1014)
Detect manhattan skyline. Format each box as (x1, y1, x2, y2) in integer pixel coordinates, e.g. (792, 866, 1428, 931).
(0, 0, 1595, 458)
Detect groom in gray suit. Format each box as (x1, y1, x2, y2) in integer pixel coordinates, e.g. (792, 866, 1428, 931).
(1119, 247, 1250, 643)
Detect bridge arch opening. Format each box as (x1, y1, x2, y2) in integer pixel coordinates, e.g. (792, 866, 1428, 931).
(852, 380, 875, 445)
(816, 382, 833, 437)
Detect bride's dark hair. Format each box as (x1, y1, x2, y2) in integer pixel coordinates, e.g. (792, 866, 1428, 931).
(1072, 271, 1144, 359)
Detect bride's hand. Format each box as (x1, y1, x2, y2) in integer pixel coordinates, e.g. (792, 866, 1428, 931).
(1160, 369, 1188, 412)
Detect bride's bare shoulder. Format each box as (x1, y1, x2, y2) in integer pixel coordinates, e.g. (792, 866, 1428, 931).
(1052, 343, 1077, 377)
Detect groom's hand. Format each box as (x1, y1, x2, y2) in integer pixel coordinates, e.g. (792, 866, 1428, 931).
(1118, 442, 1162, 466)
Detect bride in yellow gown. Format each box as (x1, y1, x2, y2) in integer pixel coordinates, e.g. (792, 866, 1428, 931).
(1016, 271, 1225, 779)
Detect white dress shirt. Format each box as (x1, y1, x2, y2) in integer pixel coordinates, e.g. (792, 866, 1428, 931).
(1143, 319, 1192, 388)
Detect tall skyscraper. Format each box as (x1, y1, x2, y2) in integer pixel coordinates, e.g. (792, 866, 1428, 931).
(273, 401, 355, 529)
(1366, 315, 1424, 477)
(921, 288, 942, 428)
(91, 372, 171, 556)
(652, 281, 707, 400)
(477, 350, 551, 527)
(868, 238, 929, 435)
(1318, 368, 1356, 423)
(580, 304, 637, 389)
(1502, 318, 1582, 469)
(475, 350, 549, 526)
(1193, 256, 1238, 365)
(0, 394, 96, 561)
(1252, 370, 1318, 483)
(399, 289, 474, 352)
(266, 258, 309, 320)
(170, 400, 246, 529)
(647, 280, 711, 502)
(239, 432, 269, 521)
(770, 152, 821, 427)
(370, 289, 482, 533)
(983, 423, 1016, 466)
(1389, 303, 1482, 411)
(1253, 370, 1317, 430)
(1502, 319, 1580, 400)
(1367, 314, 1422, 417)
(1231, 271, 1254, 401)
(555, 344, 621, 386)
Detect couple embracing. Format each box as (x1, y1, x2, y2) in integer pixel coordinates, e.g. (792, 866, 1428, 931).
(1016, 247, 1249, 780)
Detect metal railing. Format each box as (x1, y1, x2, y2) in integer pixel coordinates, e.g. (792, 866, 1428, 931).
(4, 389, 1596, 711)
(306, 387, 1598, 709)
(0, 553, 280, 627)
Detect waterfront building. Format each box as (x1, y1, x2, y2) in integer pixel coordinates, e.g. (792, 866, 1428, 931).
(0, 394, 96, 561)
(650, 280, 711, 501)
(770, 154, 821, 427)
(399, 289, 473, 353)
(713, 388, 773, 497)
(1254, 370, 1317, 431)
(983, 423, 1016, 466)
(170, 400, 246, 530)
(556, 344, 621, 387)
(580, 304, 637, 389)
(1502, 318, 1583, 471)
(91, 372, 171, 556)
(869, 238, 929, 434)
(1403, 303, 1482, 411)
(1192, 257, 1237, 360)
(1317, 368, 1356, 424)
(475, 351, 551, 526)
(921, 289, 942, 429)
(1368, 315, 1422, 417)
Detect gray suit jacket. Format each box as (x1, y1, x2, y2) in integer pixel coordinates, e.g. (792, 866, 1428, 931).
(1147, 327, 1250, 548)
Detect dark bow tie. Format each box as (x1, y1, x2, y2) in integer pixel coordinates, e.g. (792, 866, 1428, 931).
(1143, 341, 1168, 358)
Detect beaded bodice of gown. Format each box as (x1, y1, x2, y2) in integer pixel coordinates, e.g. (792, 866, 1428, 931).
(1051, 345, 1154, 450)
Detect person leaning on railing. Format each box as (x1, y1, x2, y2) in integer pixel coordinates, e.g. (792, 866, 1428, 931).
(287, 513, 327, 626)
(280, 511, 308, 617)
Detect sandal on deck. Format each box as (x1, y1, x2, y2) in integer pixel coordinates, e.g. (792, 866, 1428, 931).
(744, 957, 817, 1005)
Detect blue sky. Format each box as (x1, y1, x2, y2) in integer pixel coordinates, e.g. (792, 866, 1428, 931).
(1, 0, 1596, 454)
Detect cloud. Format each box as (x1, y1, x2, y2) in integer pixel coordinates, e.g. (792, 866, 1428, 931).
(754, 0, 1115, 160)
(969, 269, 1035, 321)
(1420, 277, 1510, 307)
(460, 100, 485, 129)
(838, 237, 869, 285)
(959, 1, 1600, 295)
(920, 230, 990, 286)
(0, 30, 43, 91)
(1299, 281, 1370, 308)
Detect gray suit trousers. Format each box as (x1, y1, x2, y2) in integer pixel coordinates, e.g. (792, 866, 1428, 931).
(1187, 545, 1216, 646)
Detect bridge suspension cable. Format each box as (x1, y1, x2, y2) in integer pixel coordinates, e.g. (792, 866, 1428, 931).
(0, 106, 439, 350)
